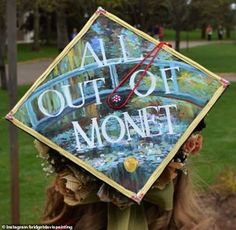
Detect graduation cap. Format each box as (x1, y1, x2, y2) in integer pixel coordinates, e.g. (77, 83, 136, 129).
(6, 7, 229, 202)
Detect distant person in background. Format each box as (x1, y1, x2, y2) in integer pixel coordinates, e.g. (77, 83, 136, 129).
(147, 25, 153, 36)
(206, 24, 213, 41)
(154, 24, 164, 41)
(153, 24, 159, 38)
(217, 25, 224, 40)
(158, 24, 164, 41)
(71, 28, 78, 40)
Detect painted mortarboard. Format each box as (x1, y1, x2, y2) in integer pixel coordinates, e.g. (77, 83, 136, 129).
(6, 7, 229, 203)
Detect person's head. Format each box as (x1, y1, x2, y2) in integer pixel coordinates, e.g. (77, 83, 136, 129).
(35, 120, 216, 229)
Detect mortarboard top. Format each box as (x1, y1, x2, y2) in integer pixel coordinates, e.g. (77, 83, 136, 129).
(6, 7, 229, 203)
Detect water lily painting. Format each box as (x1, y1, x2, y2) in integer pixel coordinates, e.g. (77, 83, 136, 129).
(6, 8, 228, 202)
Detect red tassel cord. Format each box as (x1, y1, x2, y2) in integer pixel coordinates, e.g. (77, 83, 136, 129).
(106, 42, 169, 110)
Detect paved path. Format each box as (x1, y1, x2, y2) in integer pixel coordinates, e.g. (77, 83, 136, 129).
(217, 73, 236, 82)
(3, 40, 236, 86)
(169, 40, 230, 49)
(17, 58, 54, 85)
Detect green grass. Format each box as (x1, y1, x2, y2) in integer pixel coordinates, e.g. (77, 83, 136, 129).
(164, 28, 203, 41)
(15, 32, 235, 65)
(157, 28, 235, 41)
(191, 82, 236, 187)
(17, 44, 58, 62)
(1, 83, 236, 223)
(181, 43, 236, 73)
(0, 85, 51, 224)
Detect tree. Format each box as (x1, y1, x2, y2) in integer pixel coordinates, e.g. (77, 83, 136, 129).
(39, 0, 57, 44)
(7, 0, 19, 223)
(170, 0, 190, 51)
(55, 1, 69, 51)
(32, 0, 40, 50)
(190, 0, 236, 39)
(38, 0, 69, 51)
(0, 0, 7, 90)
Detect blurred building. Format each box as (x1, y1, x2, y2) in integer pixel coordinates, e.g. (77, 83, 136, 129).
(17, 11, 33, 43)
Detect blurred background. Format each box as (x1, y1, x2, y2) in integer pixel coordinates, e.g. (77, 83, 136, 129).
(0, 0, 236, 228)
(1, 0, 236, 53)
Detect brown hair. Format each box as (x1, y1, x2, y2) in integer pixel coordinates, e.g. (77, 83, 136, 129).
(40, 120, 217, 229)
(41, 171, 217, 229)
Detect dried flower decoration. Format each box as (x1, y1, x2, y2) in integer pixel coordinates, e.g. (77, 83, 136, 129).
(153, 161, 184, 190)
(34, 139, 50, 159)
(153, 133, 203, 190)
(97, 183, 134, 209)
(54, 166, 98, 206)
(34, 140, 55, 176)
(182, 133, 203, 155)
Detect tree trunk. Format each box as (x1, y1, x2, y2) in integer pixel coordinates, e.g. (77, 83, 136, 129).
(139, 0, 146, 30)
(46, 14, 52, 45)
(0, 34, 7, 90)
(175, 29, 181, 51)
(201, 24, 206, 39)
(56, 8, 69, 52)
(7, 0, 20, 224)
(0, 0, 7, 90)
(32, 1, 40, 51)
(0, 63, 7, 90)
(225, 26, 231, 39)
